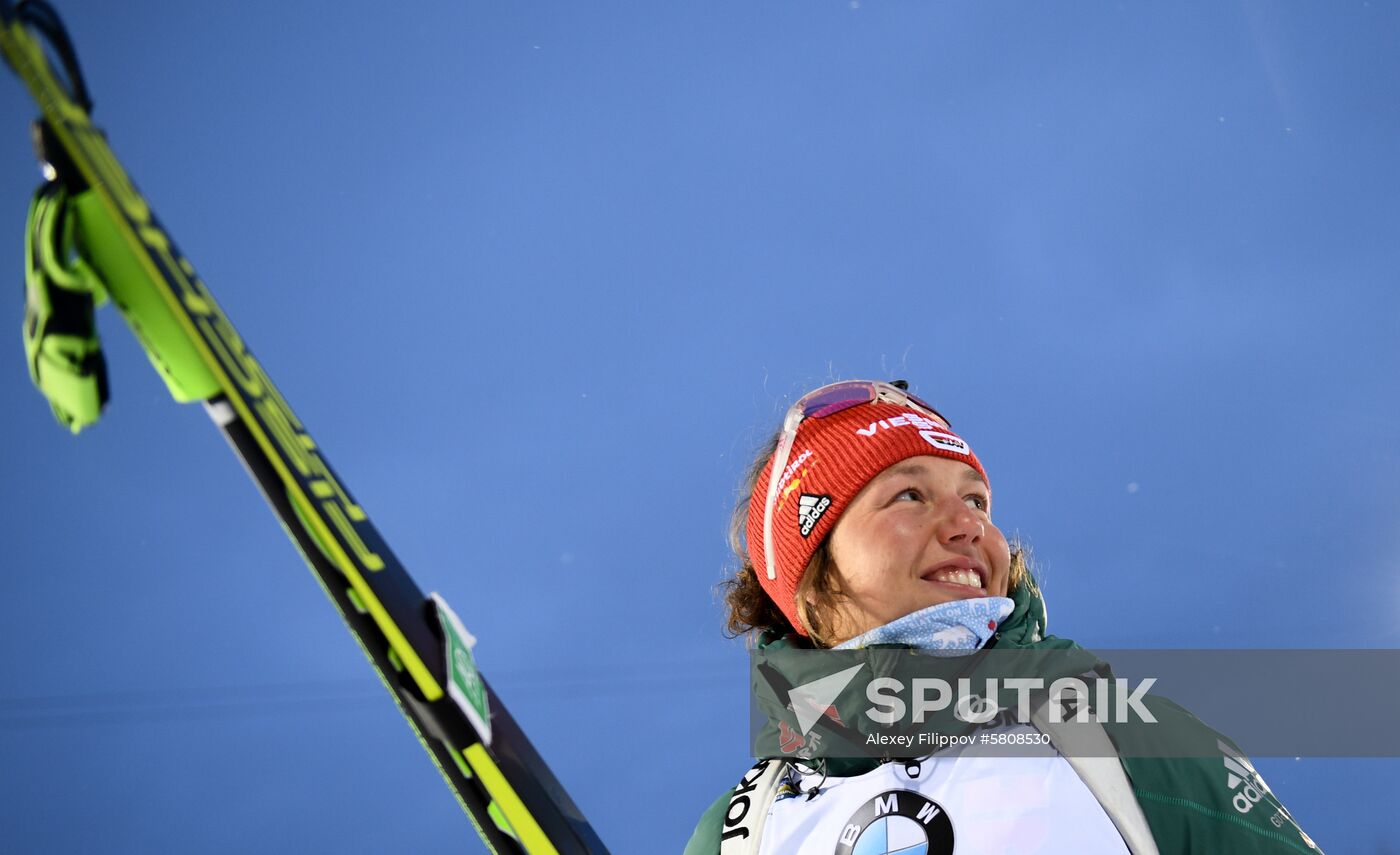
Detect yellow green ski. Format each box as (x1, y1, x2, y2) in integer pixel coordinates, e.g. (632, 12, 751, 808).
(2, 2, 608, 852)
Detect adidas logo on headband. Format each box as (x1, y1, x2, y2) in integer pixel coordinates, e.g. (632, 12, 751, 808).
(798, 493, 832, 538)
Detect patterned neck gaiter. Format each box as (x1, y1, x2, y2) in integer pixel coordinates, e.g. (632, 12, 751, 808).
(835, 596, 1015, 653)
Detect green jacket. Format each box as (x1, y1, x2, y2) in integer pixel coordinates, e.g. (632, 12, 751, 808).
(684, 580, 1322, 854)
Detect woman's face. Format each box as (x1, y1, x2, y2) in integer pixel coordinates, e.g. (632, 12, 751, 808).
(824, 455, 1011, 644)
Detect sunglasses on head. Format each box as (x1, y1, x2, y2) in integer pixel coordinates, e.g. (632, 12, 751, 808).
(761, 380, 952, 581)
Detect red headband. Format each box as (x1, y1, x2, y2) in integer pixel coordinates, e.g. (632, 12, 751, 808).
(746, 401, 986, 635)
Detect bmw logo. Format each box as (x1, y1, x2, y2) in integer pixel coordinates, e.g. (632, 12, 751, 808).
(833, 790, 954, 855)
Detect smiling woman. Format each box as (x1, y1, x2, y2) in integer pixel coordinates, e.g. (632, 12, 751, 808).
(686, 379, 1322, 855)
(719, 380, 1031, 649)
(826, 455, 1010, 642)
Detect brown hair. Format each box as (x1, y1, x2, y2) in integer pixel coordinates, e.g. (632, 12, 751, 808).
(720, 427, 1036, 647)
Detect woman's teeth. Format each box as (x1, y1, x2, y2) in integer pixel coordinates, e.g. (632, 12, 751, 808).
(930, 569, 983, 589)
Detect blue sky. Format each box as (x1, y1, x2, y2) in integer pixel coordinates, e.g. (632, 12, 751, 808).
(1, 1, 1397, 852)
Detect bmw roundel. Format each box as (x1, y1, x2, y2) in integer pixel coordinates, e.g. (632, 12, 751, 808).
(833, 790, 954, 855)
